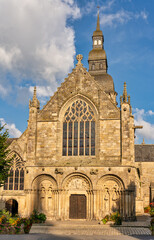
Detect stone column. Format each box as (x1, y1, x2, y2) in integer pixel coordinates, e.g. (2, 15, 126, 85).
(122, 190, 125, 219)
(119, 191, 122, 216)
(93, 190, 97, 219)
(125, 190, 129, 219)
(90, 190, 94, 220)
(87, 190, 91, 220)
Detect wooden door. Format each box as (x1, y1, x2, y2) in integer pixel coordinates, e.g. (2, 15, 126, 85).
(69, 194, 86, 219)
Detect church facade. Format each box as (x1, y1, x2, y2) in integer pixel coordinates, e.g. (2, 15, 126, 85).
(0, 13, 154, 220)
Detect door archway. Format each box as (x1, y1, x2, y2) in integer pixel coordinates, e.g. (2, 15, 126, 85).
(69, 194, 86, 219)
(5, 199, 18, 216)
(62, 173, 93, 220)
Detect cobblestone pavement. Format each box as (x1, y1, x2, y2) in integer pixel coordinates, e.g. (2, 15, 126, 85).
(0, 234, 154, 240)
(0, 219, 153, 240)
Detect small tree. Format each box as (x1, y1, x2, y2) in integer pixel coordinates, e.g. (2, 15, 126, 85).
(0, 124, 12, 187)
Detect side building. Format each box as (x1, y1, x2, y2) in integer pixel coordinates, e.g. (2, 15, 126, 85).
(0, 13, 154, 220)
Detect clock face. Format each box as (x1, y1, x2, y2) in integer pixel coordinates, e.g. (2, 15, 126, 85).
(94, 40, 97, 45)
(98, 40, 101, 45)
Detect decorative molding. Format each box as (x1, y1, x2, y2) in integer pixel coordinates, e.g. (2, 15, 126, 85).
(55, 168, 63, 175)
(90, 169, 98, 175)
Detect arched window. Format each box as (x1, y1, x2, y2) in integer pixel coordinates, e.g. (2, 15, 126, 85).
(63, 100, 95, 156)
(91, 64, 95, 70)
(4, 153, 25, 191)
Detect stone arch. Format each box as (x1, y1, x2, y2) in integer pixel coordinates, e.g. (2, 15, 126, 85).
(61, 173, 93, 220)
(31, 174, 58, 218)
(97, 174, 125, 217)
(32, 174, 57, 190)
(62, 172, 93, 190)
(9, 142, 23, 159)
(59, 94, 98, 120)
(97, 174, 125, 190)
(5, 199, 18, 216)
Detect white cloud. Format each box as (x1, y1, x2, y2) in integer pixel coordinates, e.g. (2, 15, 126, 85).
(29, 86, 53, 98)
(133, 108, 154, 142)
(0, 47, 21, 70)
(0, 0, 80, 102)
(148, 110, 154, 116)
(100, 9, 148, 27)
(0, 118, 22, 138)
(100, 0, 115, 11)
(0, 84, 9, 97)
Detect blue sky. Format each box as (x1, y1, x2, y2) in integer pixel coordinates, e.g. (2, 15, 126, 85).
(0, 0, 154, 143)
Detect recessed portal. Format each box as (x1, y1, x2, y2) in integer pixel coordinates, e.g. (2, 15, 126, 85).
(69, 194, 86, 219)
(5, 199, 18, 216)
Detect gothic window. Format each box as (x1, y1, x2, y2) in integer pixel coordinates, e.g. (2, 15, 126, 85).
(4, 153, 25, 191)
(63, 100, 95, 156)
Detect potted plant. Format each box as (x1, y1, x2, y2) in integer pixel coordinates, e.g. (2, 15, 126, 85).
(144, 206, 151, 213)
(22, 217, 33, 234)
(150, 202, 154, 217)
(150, 218, 154, 236)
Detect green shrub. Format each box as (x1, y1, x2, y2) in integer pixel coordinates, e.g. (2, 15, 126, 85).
(37, 213, 46, 223)
(30, 209, 46, 223)
(101, 212, 122, 225)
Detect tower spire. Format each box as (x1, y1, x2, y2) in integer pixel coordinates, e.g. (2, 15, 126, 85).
(96, 6, 100, 31)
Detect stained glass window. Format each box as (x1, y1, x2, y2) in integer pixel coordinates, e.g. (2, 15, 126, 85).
(63, 100, 95, 156)
(4, 152, 25, 191)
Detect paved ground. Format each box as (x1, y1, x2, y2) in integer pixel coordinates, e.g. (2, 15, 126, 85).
(30, 219, 152, 236)
(0, 234, 154, 240)
(0, 217, 154, 240)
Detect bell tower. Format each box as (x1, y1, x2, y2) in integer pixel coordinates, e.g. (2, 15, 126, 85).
(88, 9, 107, 75)
(88, 8, 116, 101)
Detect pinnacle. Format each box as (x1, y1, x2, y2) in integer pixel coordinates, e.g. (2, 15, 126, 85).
(123, 82, 128, 103)
(29, 86, 40, 110)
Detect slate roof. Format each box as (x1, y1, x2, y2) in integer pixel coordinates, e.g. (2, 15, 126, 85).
(135, 144, 154, 162)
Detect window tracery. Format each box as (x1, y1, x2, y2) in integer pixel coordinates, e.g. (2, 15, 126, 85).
(63, 100, 95, 156)
(4, 152, 25, 191)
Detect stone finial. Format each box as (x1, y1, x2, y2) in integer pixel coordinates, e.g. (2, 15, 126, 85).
(142, 138, 145, 145)
(76, 54, 83, 65)
(123, 82, 127, 103)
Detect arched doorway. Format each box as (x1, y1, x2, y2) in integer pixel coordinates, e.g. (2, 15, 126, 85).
(62, 173, 93, 220)
(5, 199, 18, 216)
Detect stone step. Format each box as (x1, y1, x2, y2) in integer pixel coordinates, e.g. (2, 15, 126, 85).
(136, 214, 151, 222)
(30, 225, 151, 236)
